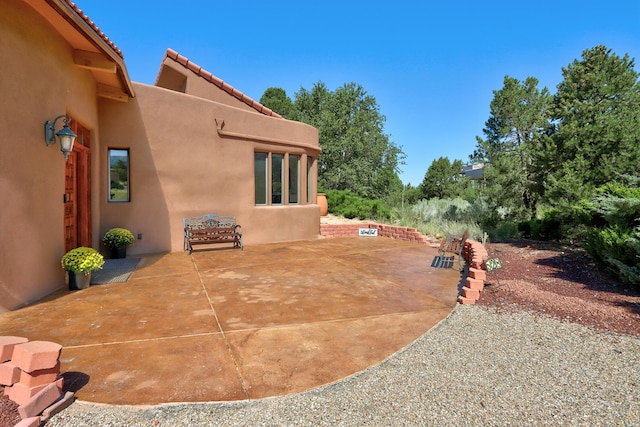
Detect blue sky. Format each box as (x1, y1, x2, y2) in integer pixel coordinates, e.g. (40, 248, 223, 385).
(80, 1, 640, 186)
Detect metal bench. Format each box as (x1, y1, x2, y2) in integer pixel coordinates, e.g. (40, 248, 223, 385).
(183, 214, 243, 254)
(435, 229, 469, 270)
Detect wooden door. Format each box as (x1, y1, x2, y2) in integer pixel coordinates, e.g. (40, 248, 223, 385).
(64, 121, 91, 253)
(63, 151, 77, 252)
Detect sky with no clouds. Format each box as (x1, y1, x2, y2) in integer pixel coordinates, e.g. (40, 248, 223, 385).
(79, 1, 640, 186)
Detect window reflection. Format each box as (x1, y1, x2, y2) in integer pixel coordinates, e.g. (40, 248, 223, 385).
(108, 149, 129, 202)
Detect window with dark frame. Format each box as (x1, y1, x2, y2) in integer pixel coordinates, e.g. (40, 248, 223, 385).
(271, 153, 284, 205)
(108, 149, 130, 202)
(255, 152, 312, 206)
(307, 156, 313, 205)
(255, 152, 268, 205)
(289, 154, 300, 204)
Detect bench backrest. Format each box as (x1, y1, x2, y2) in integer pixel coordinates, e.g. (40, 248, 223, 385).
(184, 214, 237, 230)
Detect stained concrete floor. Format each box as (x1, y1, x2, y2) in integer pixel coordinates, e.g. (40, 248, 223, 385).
(0, 237, 462, 405)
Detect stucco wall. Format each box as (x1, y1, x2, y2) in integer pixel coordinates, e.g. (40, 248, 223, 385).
(0, 0, 101, 312)
(99, 83, 321, 255)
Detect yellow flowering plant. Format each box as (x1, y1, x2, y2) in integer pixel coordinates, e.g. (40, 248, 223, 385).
(102, 227, 135, 249)
(61, 247, 105, 273)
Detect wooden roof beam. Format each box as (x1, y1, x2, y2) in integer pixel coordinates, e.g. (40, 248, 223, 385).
(73, 49, 116, 73)
(96, 84, 129, 102)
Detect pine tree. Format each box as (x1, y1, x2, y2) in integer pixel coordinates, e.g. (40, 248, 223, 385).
(545, 45, 640, 207)
(473, 75, 551, 221)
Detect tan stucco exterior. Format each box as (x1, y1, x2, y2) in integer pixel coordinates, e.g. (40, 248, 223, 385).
(0, 0, 321, 313)
(99, 82, 320, 254)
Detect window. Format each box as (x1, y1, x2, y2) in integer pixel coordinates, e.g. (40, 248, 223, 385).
(109, 149, 130, 202)
(256, 152, 311, 206)
(255, 152, 268, 205)
(307, 156, 313, 205)
(271, 154, 284, 205)
(289, 155, 300, 204)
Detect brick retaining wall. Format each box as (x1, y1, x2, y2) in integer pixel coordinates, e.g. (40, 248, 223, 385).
(457, 239, 489, 305)
(320, 223, 431, 245)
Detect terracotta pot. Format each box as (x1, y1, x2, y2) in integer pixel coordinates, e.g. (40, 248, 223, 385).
(317, 193, 328, 216)
(68, 271, 91, 291)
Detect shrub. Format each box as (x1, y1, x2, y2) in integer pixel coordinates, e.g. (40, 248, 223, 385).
(486, 221, 520, 241)
(325, 189, 390, 220)
(61, 247, 104, 273)
(102, 227, 135, 248)
(518, 209, 563, 240)
(576, 181, 640, 286)
(413, 198, 472, 223)
(409, 197, 484, 240)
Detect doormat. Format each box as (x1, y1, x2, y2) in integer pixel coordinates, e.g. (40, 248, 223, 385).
(431, 255, 454, 269)
(91, 258, 141, 284)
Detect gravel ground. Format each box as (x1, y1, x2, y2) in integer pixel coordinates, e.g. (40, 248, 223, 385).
(48, 305, 640, 426)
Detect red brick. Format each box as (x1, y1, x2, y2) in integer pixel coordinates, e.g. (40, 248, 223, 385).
(0, 336, 28, 363)
(14, 417, 41, 427)
(471, 254, 488, 263)
(18, 381, 63, 420)
(469, 259, 484, 270)
(11, 341, 62, 373)
(19, 362, 60, 388)
(0, 362, 20, 386)
(461, 286, 480, 299)
(466, 277, 484, 290)
(8, 377, 63, 406)
(40, 391, 75, 423)
(471, 242, 488, 253)
(8, 383, 48, 406)
(457, 295, 476, 305)
(468, 267, 486, 281)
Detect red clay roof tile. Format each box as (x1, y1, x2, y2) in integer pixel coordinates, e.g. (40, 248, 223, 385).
(161, 48, 282, 118)
(200, 69, 213, 81)
(65, 1, 124, 58)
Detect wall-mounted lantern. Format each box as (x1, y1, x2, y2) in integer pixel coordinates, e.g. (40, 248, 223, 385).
(44, 115, 76, 160)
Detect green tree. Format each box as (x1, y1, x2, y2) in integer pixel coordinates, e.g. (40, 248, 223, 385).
(259, 87, 297, 119)
(420, 157, 465, 199)
(402, 183, 423, 206)
(545, 45, 640, 208)
(294, 82, 405, 199)
(473, 75, 552, 221)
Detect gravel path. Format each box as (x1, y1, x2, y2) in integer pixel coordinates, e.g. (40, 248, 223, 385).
(49, 305, 640, 426)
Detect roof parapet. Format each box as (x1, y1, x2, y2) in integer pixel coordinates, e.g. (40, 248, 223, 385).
(159, 48, 283, 118)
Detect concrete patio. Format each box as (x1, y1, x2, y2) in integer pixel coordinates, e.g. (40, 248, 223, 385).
(0, 237, 462, 405)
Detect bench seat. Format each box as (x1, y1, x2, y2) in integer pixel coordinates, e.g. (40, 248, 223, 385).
(184, 214, 243, 254)
(435, 229, 469, 271)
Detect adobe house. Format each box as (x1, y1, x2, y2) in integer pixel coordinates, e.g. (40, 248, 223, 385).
(0, 0, 321, 313)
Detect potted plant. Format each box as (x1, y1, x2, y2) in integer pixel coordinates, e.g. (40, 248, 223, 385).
(61, 247, 104, 290)
(102, 227, 134, 259)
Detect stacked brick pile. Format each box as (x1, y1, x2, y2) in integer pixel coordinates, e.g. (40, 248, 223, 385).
(0, 336, 74, 426)
(320, 223, 432, 245)
(458, 239, 489, 305)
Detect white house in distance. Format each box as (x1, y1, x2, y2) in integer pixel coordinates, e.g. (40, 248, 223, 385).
(462, 163, 486, 180)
